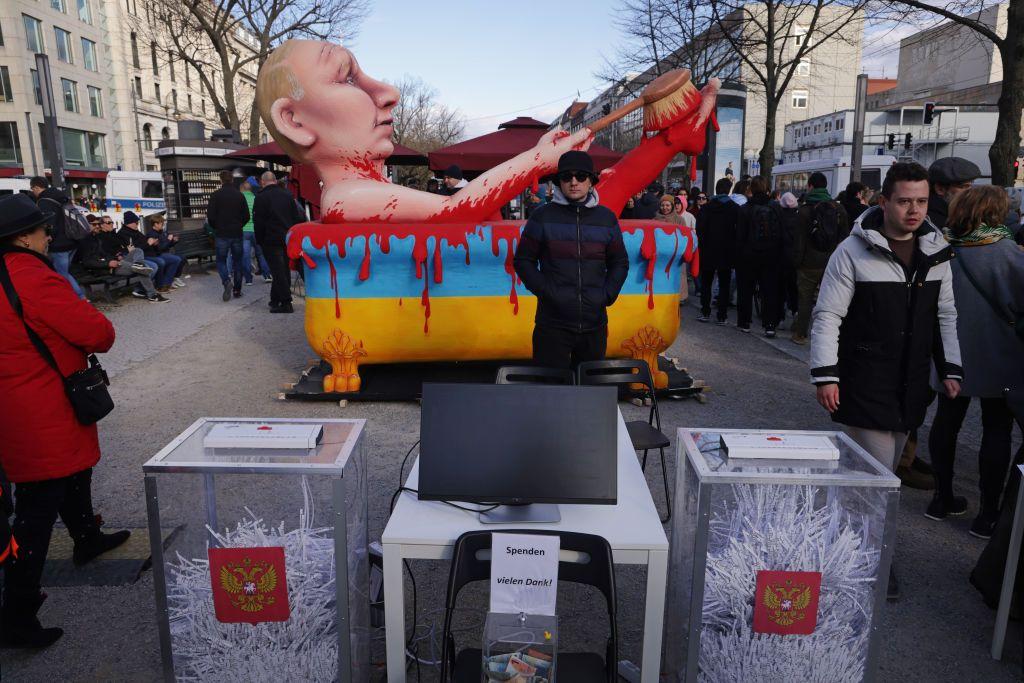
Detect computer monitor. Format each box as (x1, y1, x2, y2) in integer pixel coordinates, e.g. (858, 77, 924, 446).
(418, 383, 618, 523)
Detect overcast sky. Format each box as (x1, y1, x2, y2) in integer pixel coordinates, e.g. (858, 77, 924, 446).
(348, 1, 927, 137)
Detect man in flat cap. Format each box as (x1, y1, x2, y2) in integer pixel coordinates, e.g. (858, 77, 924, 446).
(927, 157, 981, 228)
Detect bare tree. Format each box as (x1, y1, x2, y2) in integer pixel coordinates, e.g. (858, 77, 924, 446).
(388, 75, 466, 185)
(148, 0, 368, 144)
(599, 0, 741, 96)
(879, 0, 1023, 185)
(708, 0, 868, 178)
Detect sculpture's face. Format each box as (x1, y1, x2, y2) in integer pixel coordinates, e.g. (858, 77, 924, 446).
(275, 41, 399, 163)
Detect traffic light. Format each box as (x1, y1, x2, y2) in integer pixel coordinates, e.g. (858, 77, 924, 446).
(923, 102, 936, 125)
(904, 133, 912, 150)
(887, 133, 895, 150)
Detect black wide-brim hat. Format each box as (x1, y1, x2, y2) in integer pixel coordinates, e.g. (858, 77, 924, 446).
(0, 193, 53, 240)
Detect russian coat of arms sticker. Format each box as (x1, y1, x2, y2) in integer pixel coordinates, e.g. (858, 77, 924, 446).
(208, 546, 291, 624)
(752, 570, 822, 635)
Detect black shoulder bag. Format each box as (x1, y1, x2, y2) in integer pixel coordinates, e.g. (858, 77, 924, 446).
(0, 257, 114, 425)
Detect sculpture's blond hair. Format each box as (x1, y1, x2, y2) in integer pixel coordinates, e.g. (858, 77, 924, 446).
(255, 40, 307, 160)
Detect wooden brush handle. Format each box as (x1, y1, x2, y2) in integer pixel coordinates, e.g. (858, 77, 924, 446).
(588, 98, 644, 134)
(584, 69, 691, 134)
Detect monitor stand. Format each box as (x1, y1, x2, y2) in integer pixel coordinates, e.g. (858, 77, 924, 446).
(479, 504, 561, 524)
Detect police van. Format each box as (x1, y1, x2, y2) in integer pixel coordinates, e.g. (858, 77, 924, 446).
(101, 171, 166, 227)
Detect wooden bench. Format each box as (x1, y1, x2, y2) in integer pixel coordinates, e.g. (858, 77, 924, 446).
(173, 228, 216, 265)
(75, 271, 145, 304)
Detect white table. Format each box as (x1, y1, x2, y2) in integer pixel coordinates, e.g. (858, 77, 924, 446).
(382, 409, 669, 682)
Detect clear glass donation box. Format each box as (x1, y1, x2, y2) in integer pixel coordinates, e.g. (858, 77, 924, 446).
(663, 429, 901, 682)
(142, 418, 368, 682)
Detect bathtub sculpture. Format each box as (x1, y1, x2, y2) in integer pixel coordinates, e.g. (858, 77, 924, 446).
(256, 39, 718, 393)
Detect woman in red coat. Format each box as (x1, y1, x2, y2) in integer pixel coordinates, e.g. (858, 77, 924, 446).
(0, 194, 129, 649)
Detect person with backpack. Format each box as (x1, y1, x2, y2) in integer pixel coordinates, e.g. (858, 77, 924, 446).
(790, 172, 849, 345)
(30, 176, 87, 299)
(734, 176, 784, 336)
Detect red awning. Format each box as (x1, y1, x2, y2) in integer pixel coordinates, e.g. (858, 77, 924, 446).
(63, 169, 108, 179)
(225, 141, 428, 166)
(428, 117, 623, 173)
(0, 167, 24, 178)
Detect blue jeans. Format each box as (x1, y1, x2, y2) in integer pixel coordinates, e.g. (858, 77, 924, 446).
(242, 233, 271, 283)
(148, 254, 183, 288)
(50, 249, 84, 298)
(215, 237, 244, 290)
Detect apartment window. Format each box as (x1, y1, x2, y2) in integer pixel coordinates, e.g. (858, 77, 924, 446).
(168, 51, 175, 81)
(793, 25, 809, 51)
(161, 126, 169, 140)
(62, 128, 86, 166)
(201, 98, 206, 114)
(87, 85, 102, 116)
(142, 123, 153, 149)
(54, 27, 73, 64)
(0, 67, 12, 103)
(813, 125, 820, 134)
(154, 82, 161, 102)
(185, 64, 191, 87)
(61, 78, 79, 112)
(825, 121, 832, 132)
(837, 118, 844, 130)
(87, 132, 105, 166)
(77, 0, 92, 24)
(792, 90, 809, 109)
(797, 60, 810, 76)
(0, 21, 4, 46)
(150, 42, 158, 76)
(23, 15, 45, 53)
(0, 122, 21, 163)
(130, 32, 140, 69)
(134, 76, 142, 98)
(187, 93, 193, 111)
(171, 89, 177, 111)
(51, 0, 67, 13)
(31, 70, 42, 105)
(81, 38, 97, 71)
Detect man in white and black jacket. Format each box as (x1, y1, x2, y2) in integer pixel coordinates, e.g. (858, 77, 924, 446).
(811, 162, 963, 475)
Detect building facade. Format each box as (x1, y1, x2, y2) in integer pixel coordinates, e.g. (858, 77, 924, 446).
(0, 0, 262, 197)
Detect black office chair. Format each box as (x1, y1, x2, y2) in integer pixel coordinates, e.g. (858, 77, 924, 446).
(495, 365, 575, 385)
(440, 530, 618, 683)
(577, 359, 672, 523)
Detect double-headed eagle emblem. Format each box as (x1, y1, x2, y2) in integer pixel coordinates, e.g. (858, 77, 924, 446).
(761, 578, 812, 626)
(219, 557, 278, 613)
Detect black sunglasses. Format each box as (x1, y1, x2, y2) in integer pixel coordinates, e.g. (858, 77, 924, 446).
(557, 171, 594, 183)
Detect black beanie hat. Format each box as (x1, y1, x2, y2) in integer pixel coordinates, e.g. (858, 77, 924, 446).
(443, 165, 464, 180)
(556, 151, 596, 181)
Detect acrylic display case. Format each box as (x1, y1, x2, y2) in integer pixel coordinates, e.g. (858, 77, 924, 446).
(663, 429, 901, 683)
(143, 418, 368, 682)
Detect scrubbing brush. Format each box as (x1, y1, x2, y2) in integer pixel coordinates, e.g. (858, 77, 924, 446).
(587, 69, 701, 135)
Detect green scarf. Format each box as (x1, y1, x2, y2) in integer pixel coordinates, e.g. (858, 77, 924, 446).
(945, 223, 1015, 246)
(805, 188, 832, 203)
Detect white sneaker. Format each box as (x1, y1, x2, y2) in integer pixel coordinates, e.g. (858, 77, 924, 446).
(173, 277, 187, 288)
(246, 281, 255, 286)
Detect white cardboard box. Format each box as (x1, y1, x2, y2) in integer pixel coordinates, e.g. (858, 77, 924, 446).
(202, 422, 324, 450)
(720, 433, 840, 460)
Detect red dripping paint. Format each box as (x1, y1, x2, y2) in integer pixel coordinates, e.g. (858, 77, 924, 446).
(398, 297, 403, 306)
(420, 277, 431, 334)
(432, 239, 444, 284)
(665, 232, 679, 280)
(325, 242, 341, 318)
(412, 237, 428, 280)
(358, 238, 372, 281)
(639, 226, 657, 309)
(299, 250, 316, 270)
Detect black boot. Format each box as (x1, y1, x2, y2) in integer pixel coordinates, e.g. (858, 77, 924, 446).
(72, 529, 131, 566)
(0, 593, 62, 649)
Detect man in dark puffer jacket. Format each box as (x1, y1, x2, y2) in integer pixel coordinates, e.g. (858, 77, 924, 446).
(514, 151, 629, 369)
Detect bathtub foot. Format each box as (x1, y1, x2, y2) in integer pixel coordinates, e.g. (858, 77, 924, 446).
(320, 329, 367, 394)
(621, 325, 670, 389)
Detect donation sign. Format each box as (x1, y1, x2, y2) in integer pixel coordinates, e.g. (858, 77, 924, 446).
(489, 533, 559, 616)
